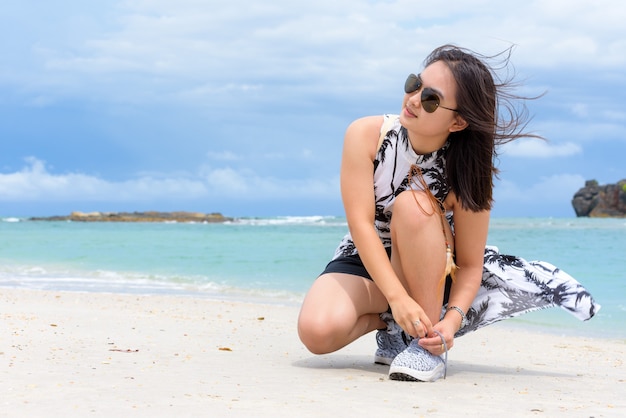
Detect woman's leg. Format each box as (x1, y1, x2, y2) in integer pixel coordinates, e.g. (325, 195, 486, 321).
(297, 272, 389, 354)
(390, 190, 451, 324)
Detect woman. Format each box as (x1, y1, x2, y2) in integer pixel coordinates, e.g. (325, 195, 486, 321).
(297, 45, 600, 382)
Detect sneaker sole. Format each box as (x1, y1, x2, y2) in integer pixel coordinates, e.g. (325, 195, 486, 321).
(388, 364, 445, 382)
(374, 355, 392, 366)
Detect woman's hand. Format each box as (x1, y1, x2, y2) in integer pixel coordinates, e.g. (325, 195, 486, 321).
(389, 294, 433, 339)
(417, 318, 457, 355)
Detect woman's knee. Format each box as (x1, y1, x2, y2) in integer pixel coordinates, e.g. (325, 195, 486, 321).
(392, 190, 437, 229)
(297, 273, 386, 354)
(297, 278, 338, 353)
(297, 306, 345, 354)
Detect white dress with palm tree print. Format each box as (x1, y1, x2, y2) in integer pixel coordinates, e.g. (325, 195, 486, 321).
(333, 114, 600, 336)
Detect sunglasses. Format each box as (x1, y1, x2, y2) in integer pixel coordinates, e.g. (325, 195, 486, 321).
(404, 73, 458, 113)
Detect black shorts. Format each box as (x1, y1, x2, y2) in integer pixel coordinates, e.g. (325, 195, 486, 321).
(320, 247, 392, 280)
(320, 247, 452, 303)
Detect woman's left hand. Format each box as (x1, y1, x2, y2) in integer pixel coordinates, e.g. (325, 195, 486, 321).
(417, 320, 456, 355)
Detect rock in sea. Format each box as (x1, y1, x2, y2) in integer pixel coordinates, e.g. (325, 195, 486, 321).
(572, 179, 626, 217)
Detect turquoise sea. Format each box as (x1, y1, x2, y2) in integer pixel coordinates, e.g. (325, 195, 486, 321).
(1, 216, 624, 339)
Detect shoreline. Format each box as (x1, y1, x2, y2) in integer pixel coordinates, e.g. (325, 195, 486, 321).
(2, 288, 624, 417)
(27, 211, 234, 223)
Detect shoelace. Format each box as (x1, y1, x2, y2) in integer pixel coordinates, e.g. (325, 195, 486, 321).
(432, 330, 448, 379)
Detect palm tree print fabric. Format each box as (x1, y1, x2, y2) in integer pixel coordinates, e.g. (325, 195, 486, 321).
(332, 114, 601, 331)
(333, 114, 451, 259)
(453, 246, 600, 337)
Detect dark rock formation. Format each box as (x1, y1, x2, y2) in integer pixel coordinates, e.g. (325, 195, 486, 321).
(572, 179, 626, 217)
(30, 211, 233, 223)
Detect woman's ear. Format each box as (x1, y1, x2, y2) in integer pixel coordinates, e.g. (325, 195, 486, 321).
(449, 115, 468, 133)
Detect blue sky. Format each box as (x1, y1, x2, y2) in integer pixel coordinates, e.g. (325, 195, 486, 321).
(1, 0, 625, 218)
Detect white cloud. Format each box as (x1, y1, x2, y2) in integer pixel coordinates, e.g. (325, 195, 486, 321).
(534, 120, 625, 144)
(501, 140, 582, 158)
(603, 109, 626, 122)
(495, 173, 586, 203)
(1, 0, 624, 217)
(206, 151, 242, 162)
(0, 157, 339, 202)
(199, 164, 339, 199)
(202, 167, 249, 195)
(0, 157, 207, 201)
(14, 0, 626, 106)
(570, 103, 589, 118)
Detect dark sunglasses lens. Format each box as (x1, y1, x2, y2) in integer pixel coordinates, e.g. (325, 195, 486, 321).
(421, 91, 440, 113)
(404, 74, 420, 93)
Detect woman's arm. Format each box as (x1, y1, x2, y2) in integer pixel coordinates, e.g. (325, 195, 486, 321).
(340, 116, 410, 306)
(419, 196, 490, 352)
(445, 205, 489, 325)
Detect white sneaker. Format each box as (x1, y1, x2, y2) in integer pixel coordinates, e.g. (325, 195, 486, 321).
(374, 312, 412, 365)
(388, 339, 446, 382)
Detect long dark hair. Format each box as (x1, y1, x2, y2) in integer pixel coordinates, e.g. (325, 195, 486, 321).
(424, 45, 541, 212)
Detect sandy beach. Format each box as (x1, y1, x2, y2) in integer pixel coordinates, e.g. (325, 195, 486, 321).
(2, 289, 623, 417)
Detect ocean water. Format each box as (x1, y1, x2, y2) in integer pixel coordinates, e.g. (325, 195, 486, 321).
(0, 216, 624, 339)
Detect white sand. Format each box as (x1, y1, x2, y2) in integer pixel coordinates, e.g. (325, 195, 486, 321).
(2, 289, 624, 417)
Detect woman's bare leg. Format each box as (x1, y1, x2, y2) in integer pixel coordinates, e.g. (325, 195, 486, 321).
(297, 273, 389, 354)
(390, 190, 448, 324)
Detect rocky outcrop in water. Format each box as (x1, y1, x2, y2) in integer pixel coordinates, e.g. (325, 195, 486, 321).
(30, 211, 233, 223)
(572, 180, 626, 217)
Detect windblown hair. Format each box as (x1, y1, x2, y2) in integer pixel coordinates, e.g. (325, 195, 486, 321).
(424, 44, 541, 212)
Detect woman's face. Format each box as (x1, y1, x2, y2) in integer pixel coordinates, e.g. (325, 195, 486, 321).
(399, 60, 465, 151)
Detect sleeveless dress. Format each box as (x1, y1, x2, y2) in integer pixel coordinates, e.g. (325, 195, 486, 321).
(332, 114, 600, 337)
